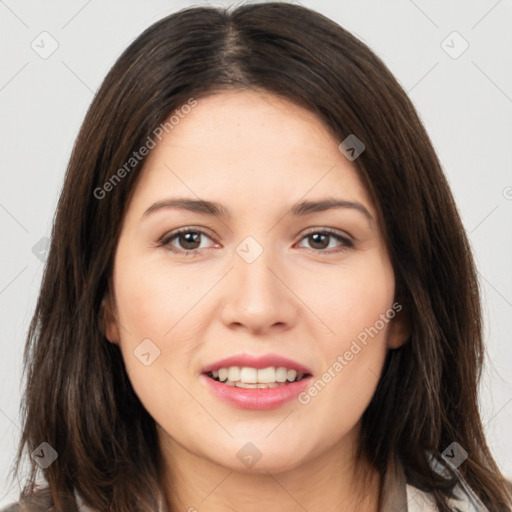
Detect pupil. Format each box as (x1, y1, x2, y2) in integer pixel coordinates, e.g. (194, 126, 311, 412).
(309, 233, 329, 249)
(180, 232, 200, 249)
(180, 233, 330, 251)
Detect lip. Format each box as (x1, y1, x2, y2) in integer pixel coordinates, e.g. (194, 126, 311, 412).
(201, 373, 314, 410)
(201, 353, 313, 375)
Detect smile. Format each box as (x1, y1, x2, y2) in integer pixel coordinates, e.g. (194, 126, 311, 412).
(207, 366, 308, 388)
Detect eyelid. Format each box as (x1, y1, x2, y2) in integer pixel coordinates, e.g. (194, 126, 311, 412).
(159, 226, 354, 255)
(299, 226, 354, 243)
(158, 226, 219, 251)
(295, 227, 354, 252)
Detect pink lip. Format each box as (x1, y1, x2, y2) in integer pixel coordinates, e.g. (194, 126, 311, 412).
(201, 353, 313, 375)
(201, 374, 314, 410)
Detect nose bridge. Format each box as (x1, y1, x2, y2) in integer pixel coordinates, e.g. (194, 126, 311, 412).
(220, 234, 296, 331)
(234, 234, 281, 301)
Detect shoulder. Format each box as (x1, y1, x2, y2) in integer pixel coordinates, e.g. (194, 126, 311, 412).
(405, 473, 490, 512)
(0, 488, 100, 512)
(0, 499, 49, 512)
(387, 454, 491, 512)
(0, 505, 20, 512)
(0, 486, 53, 512)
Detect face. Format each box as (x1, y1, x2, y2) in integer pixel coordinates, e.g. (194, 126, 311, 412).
(104, 89, 408, 475)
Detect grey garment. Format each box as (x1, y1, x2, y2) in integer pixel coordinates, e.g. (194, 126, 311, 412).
(0, 461, 493, 512)
(381, 458, 490, 512)
(380, 458, 409, 510)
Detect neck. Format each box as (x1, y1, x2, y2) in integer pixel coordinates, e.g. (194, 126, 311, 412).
(159, 428, 381, 512)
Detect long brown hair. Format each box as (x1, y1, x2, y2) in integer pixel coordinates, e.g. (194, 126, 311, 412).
(7, 2, 511, 511)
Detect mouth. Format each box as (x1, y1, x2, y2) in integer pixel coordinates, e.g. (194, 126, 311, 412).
(204, 366, 312, 389)
(201, 360, 314, 410)
(201, 353, 314, 397)
(201, 354, 314, 409)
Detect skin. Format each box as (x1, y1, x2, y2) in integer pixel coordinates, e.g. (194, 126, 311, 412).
(104, 89, 409, 512)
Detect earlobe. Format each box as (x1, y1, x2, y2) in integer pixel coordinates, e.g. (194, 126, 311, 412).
(101, 296, 120, 344)
(386, 307, 411, 349)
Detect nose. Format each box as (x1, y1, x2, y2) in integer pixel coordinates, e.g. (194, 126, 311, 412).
(220, 243, 299, 335)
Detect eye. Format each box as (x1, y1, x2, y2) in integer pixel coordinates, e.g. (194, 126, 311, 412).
(296, 228, 353, 253)
(159, 227, 354, 257)
(159, 228, 216, 256)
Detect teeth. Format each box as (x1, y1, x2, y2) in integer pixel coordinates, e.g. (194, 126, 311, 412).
(227, 367, 240, 382)
(209, 366, 306, 385)
(257, 367, 276, 383)
(234, 381, 280, 389)
(275, 367, 287, 382)
(240, 367, 257, 383)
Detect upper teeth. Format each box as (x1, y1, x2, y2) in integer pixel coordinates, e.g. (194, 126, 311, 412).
(213, 366, 302, 384)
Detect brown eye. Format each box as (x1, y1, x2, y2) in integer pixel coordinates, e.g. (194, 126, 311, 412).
(175, 232, 202, 250)
(307, 233, 330, 250)
(160, 228, 215, 256)
(297, 229, 353, 253)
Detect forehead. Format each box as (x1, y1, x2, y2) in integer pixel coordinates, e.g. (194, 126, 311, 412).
(147, 89, 342, 165)
(128, 90, 375, 219)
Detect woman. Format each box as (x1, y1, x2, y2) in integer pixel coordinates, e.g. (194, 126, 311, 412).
(3, 2, 511, 511)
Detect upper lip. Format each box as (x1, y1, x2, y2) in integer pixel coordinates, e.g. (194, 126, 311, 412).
(202, 354, 313, 375)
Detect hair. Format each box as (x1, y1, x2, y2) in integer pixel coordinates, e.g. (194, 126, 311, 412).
(6, 2, 511, 511)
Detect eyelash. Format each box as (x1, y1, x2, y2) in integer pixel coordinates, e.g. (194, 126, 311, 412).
(158, 227, 354, 257)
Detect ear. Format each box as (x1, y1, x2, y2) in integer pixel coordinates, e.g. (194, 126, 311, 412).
(386, 302, 410, 349)
(101, 293, 120, 344)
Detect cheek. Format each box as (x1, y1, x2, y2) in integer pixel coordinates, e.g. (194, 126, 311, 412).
(111, 255, 199, 416)
(111, 252, 208, 397)
(297, 257, 394, 418)
(113, 253, 193, 339)
(309, 257, 395, 343)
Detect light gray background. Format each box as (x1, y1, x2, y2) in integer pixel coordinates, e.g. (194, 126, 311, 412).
(1, 0, 511, 505)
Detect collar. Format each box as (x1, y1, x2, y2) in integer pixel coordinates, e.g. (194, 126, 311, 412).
(380, 457, 489, 511)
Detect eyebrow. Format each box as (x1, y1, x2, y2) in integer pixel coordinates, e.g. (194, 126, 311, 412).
(142, 197, 373, 222)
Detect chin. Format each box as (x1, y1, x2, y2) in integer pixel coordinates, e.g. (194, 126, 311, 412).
(214, 438, 310, 475)
(232, 455, 304, 475)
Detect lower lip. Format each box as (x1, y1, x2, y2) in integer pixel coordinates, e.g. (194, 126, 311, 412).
(201, 374, 313, 410)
